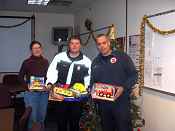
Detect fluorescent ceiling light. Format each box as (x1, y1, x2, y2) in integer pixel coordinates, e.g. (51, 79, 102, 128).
(28, 0, 50, 5)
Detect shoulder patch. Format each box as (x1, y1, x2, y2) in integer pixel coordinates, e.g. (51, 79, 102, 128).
(110, 57, 118, 64)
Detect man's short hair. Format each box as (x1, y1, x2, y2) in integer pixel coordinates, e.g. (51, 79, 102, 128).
(30, 40, 42, 50)
(68, 35, 81, 44)
(95, 34, 109, 42)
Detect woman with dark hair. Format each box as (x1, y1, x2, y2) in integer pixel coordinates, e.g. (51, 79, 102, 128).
(18, 41, 49, 131)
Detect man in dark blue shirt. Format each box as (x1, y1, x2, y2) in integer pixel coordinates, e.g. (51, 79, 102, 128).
(90, 34, 138, 131)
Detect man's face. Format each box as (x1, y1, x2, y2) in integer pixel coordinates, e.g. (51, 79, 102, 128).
(31, 43, 42, 57)
(68, 39, 81, 54)
(96, 36, 111, 56)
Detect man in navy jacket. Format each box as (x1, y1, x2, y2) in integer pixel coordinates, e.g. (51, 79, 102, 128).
(90, 34, 138, 131)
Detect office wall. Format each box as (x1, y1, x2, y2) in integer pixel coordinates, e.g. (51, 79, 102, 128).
(0, 11, 74, 63)
(128, 0, 175, 131)
(74, 0, 125, 59)
(75, 0, 175, 131)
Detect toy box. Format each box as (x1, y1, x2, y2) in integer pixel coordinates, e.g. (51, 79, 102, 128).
(49, 83, 88, 101)
(91, 83, 117, 101)
(29, 76, 45, 91)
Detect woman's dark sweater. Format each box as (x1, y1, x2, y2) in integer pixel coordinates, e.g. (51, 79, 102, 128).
(18, 55, 49, 89)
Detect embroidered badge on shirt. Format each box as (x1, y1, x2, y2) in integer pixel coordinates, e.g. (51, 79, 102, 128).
(110, 57, 117, 64)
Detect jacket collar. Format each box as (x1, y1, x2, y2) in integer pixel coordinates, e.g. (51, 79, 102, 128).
(66, 51, 83, 62)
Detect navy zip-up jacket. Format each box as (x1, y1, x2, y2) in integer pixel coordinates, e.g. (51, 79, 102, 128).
(90, 50, 138, 96)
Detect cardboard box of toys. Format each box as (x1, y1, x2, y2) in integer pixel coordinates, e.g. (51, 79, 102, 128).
(91, 83, 117, 101)
(29, 76, 46, 91)
(49, 83, 88, 101)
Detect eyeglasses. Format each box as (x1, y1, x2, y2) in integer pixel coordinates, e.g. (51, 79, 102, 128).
(32, 47, 41, 50)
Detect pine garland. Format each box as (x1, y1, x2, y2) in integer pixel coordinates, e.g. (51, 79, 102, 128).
(79, 98, 102, 131)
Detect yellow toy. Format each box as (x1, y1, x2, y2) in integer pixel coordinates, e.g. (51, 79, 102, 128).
(72, 83, 86, 93)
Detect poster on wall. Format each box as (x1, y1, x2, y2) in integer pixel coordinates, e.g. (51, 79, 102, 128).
(128, 35, 140, 70)
(127, 35, 140, 92)
(116, 37, 125, 52)
(144, 26, 163, 89)
(144, 28, 154, 88)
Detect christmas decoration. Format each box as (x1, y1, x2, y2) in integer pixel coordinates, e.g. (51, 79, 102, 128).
(130, 95, 145, 128)
(79, 98, 102, 131)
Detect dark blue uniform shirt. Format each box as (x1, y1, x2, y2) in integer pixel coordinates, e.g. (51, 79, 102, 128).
(90, 50, 138, 97)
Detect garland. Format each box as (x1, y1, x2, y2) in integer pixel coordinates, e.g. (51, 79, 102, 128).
(0, 18, 30, 28)
(143, 15, 175, 35)
(138, 16, 146, 93)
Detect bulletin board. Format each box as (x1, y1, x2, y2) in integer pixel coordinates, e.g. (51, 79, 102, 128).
(144, 10, 175, 94)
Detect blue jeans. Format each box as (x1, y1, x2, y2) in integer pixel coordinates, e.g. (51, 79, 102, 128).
(24, 91, 49, 129)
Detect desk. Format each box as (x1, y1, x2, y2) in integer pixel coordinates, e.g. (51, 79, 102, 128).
(0, 85, 11, 108)
(0, 84, 26, 95)
(0, 84, 26, 130)
(0, 84, 26, 108)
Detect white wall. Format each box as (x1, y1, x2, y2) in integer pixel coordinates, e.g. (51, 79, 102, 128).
(143, 89, 175, 131)
(35, 13, 74, 62)
(0, 11, 74, 62)
(75, 0, 125, 59)
(128, 0, 175, 131)
(75, 0, 175, 131)
(128, 0, 175, 35)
